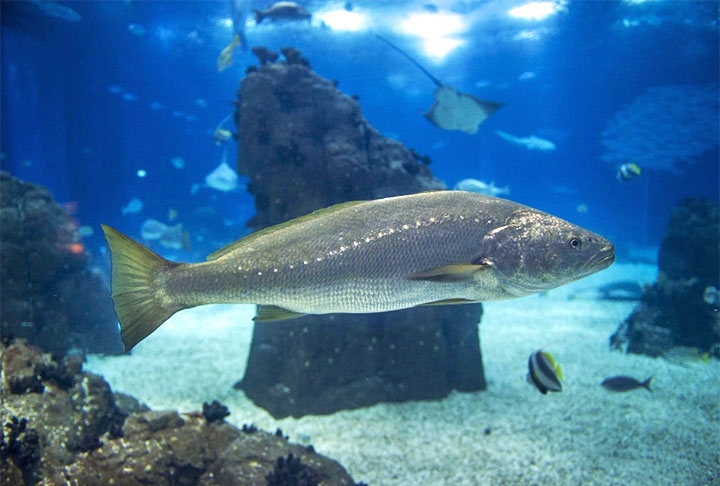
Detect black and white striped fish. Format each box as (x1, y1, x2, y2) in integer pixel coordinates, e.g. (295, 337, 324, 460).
(527, 350, 563, 394)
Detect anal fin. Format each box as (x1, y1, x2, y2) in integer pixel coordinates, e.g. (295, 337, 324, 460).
(420, 298, 478, 306)
(254, 305, 307, 322)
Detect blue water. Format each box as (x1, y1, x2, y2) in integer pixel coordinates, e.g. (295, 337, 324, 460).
(2, 1, 718, 263)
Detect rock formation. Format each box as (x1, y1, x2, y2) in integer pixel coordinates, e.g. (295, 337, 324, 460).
(610, 198, 720, 357)
(0, 171, 122, 355)
(0, 338, 358, 485)
(234, 48, 486, 418)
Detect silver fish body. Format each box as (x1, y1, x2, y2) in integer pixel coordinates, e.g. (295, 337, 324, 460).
(102, 191, 614, 351)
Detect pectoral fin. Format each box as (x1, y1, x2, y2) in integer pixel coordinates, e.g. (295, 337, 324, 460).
(405, 263, 490, 283)
(253, 305, 307, 322)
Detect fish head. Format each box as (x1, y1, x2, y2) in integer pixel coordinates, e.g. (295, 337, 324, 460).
(479, 209, 615, 296)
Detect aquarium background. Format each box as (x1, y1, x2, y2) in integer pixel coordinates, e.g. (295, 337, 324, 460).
(2, 0, 718, 264)
(2, 1, 720, 485)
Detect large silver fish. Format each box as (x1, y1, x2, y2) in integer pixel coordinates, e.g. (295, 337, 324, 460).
(102, 191, 614, 351)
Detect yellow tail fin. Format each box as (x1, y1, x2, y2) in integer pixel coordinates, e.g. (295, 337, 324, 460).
(101, 225, 180, 352)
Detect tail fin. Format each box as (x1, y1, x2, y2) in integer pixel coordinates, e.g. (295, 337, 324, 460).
(101, 225, 181, 352)
(642, 376, 653, 392)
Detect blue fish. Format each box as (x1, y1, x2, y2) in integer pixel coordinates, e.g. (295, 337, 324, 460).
(601, 375, 652, 392)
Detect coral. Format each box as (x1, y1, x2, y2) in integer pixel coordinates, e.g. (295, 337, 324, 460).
(0, 172, 123, 355)
(265, 453, 321, 486)
(202, 400, 230, 424)
(37, 353, 82, 390)
(0, 340, 358, 485)
(611, 198, 720, 356)
(0, 416, 41, 485)
(280, 47, 310, 67)
(242, 423, 258, 434)
(251, 46, 278, 65)
(601, 84, 719, 173)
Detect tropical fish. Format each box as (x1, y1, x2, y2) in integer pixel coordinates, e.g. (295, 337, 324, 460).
(527, 349, 563, 394)
(33, 1, 81, 22)
(140, 219, 190, 251)
(140, 219, 170, 240)
(78, 225, 94, 237)
(702, 286, 718, 305)
(205, 149, 239, 192)
(616, 162, 641, 182)
(453, 178, 510, 197)
(213, 128, 233, 145)
(601, 375, 652, 392)
(495, 130, 557, 151)
(254, 2, 312, 24)
(662, 346, 711, 366)
(376, 35, 503, 134)
(217, 33, 241, 72)
(213, 113, 234, 145)
(127, 23, 146, 36)
(101, 191, 614, 351)
(121, 198, 143, 215)
(170, 156, 185, 170)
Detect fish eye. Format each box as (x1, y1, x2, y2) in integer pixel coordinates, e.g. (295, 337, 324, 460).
(569, 237, 582, 249)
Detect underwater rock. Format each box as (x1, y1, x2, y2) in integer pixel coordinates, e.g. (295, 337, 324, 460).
(0, 338, 357, 485)
(610, 198, 720, 357)
(1, 338, 126, 482)
(240, 304, 485, 418)
(0, 171, 122, 355)
(235, 60, 445, 230)
(235, 59, 485, 418)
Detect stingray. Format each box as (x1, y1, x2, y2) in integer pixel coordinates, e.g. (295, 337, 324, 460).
(376, 35, 503, 134)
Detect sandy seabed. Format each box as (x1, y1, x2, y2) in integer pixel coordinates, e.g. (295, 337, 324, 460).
(86, 263, 720, 485)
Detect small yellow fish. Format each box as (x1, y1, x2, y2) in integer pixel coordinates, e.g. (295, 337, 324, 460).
(217, 33, 241, 72)
(616, 162, 641, 182)
(213, 128, 233, 145)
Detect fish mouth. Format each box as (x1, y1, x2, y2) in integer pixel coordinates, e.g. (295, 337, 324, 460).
(586, 244, 616, 271)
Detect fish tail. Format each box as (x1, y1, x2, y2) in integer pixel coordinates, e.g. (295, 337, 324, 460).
(642, 376, 653, 392)
(253, 9, 264, 24)
(101, 225, 181, 352)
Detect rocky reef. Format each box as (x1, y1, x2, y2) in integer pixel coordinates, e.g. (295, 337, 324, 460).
(0, 171, 122, 355)
(610, 198, 720, 357)
(234, 48, 486, 418)
(0, 338, 358, 485)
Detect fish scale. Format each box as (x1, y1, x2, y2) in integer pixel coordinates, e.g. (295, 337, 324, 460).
(165, 197, 500, 309)
(102, 191, 615, 351)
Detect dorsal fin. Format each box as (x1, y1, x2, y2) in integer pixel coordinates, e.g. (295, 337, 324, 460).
(207, 200, 367, 260)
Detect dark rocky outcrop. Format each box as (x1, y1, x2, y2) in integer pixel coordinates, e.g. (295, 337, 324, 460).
(610, 198, 720, 357)
(0, 171, 122, 355)
(0, 338, 357, 486)
(235, 50, 486, 418)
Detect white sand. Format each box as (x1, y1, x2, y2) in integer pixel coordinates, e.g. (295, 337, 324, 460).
(86, 263, 720, 485)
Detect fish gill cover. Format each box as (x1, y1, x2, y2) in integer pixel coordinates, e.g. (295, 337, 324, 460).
(601, 84, 719, 174)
